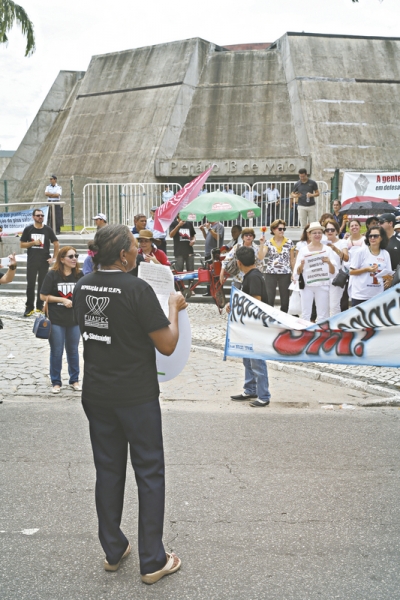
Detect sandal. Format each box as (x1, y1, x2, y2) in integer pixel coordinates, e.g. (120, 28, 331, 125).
(104, 543, 131, 572)
(141, 552, 181, 585)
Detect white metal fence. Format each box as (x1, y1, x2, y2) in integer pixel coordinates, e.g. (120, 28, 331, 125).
(82, 180, 329, 232)
(82, 183, 182, 232)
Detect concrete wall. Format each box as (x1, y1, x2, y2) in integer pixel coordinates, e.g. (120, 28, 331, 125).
(0, 71, 85, 211)
(3, 33, 400, 225)
(279, 33, 400, 183)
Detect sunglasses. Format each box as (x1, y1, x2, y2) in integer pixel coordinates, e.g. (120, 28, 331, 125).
(368, 234, 380, 239)
(276, 227, 286, 231)
(65, 253, 79, 259)
(243, 233, 254, 237)
(325, 228, 336, 232)
(35, 214, 44, 218)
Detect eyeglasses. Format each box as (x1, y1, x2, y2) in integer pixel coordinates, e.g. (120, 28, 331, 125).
(276, 227, 286, 231)
(368, 234, 380, 239)
(243, 233, 254, 237)
(325, 228, 336, 232)
(65, 253, 79, 259)
(35, 214, 44, 218)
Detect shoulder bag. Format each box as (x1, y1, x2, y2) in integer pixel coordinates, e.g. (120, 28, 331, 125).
(33, 302, 52, 339)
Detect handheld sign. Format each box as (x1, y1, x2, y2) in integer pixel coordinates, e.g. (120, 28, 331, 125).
(138, 262, 191, 382)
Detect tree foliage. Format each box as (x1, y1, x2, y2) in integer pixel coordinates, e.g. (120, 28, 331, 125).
(0, 0, 35, 56)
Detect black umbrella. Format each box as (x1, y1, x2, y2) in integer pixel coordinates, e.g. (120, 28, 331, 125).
(339, 201, 397, 216)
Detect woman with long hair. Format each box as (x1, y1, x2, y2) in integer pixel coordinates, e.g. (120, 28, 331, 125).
(40, 246, 83, 393)
(258, 219, 295, 312)
(349, 226, 392, 306)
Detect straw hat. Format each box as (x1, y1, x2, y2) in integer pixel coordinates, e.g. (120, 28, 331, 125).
(137, 230, 154, 240)
(308, 221, 324, 232)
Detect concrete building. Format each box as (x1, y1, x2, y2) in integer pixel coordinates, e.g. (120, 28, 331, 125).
(2, 32, 400, 224)
(0, 151, 14, 178)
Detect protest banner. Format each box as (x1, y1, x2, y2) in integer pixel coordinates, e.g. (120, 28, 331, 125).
(0, 206, 49, 235)
(138, 262, 191, 381)
(342, 171, 400, 207)
(303, 251, 330, 285)
(224, 285, 400, 367)
(153, 166, 213, 233)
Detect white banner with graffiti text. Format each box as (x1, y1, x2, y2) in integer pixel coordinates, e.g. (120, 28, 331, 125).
(224, 285, 400, 367)
(342, 171, 400, 207)
(0, 206, 49, 235)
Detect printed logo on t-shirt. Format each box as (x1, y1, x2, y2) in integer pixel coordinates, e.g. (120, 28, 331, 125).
(82, 331, 111, 344)
(31, 233, 45, 248)
(179, 228, 191, 242)
(84, 295, 110, 329)
(57, 282, 76, 305)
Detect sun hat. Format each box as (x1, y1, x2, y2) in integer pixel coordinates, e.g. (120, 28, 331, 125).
(137, 230, 154, 240)
(308, 221, 324, 232)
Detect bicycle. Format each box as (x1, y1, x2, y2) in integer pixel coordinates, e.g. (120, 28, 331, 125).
(172, 250, 228, 313)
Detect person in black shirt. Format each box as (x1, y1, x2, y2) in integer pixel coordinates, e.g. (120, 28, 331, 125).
(229, 246, 271, 407)
(20, 208, 59, 317)
(40, 246, 83, 393)
(290, 169, 319, 229)
(73, 225, 187, 584)
(169, 214, 196, 272)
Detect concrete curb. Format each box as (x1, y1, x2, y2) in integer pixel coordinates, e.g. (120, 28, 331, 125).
(191, 344, 399, 403)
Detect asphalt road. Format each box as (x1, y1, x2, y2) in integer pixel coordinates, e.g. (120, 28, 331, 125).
(1, 391, 400, 600)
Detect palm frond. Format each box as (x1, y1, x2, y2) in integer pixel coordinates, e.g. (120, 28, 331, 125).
(0, 0, 36, 56)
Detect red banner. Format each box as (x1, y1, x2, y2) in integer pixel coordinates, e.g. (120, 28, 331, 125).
(153, 166, 214, 233)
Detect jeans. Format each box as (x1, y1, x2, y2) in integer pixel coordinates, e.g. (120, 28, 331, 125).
(26, 259, 49, 311)
(82, 399, 166, 575)
(243, 358, 270, 402)
(264, 273, 292, 313)
(175, 254, 194, 272)
(49, 323, 80, 387)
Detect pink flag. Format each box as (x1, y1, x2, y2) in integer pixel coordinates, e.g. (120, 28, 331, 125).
(153, 165, 214, 233)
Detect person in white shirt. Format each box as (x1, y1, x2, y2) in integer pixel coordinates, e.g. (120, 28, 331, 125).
(349, 226, 393, 307)
(45, 175, 63, 234)
(162, 185, 174, 203)
(323, 219, 349, 316)
(294, 222, 336, 322)
(263, 184, 280, 225)
(147, 206, 167, 253)
(198, 184, 208, 196)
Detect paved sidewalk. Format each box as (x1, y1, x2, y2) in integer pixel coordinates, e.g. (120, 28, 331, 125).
(1, 297, 399, 406)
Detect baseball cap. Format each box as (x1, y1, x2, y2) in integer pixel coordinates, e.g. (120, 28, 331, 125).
(93, 213, 107, 221)
(378, 213, 396, 225)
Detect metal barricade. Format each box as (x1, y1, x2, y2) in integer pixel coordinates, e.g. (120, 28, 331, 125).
(252, 180, 329, 227)
(82, 183, 144, 232)
(82, 183, 182, 232)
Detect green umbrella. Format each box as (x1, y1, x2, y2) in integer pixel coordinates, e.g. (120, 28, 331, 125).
(179, 191, 261, 222)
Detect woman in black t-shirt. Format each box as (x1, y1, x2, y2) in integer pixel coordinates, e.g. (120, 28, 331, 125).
(40, 246, 83, 393)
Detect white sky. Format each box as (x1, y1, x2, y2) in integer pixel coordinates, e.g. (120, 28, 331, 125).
(0, 0, 396, 150)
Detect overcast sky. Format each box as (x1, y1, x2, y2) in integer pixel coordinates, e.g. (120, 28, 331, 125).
(0, 0, 396, 150)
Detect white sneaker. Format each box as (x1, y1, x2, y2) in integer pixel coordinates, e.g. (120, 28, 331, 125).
(69, 383, 82, 391)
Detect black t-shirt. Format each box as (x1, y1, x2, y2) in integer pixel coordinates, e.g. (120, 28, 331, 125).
(386, 234, 400, 270)
(73, 271, 170, 407)
(292, 179, 318, 207)
(20, 224, 57, 261)
(41, 270, 83, 327)
(170, 220, 196, 257)
(242, 268, 268, 303)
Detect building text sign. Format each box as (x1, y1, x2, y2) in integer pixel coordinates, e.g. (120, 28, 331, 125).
(155, 158, 311, 178)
